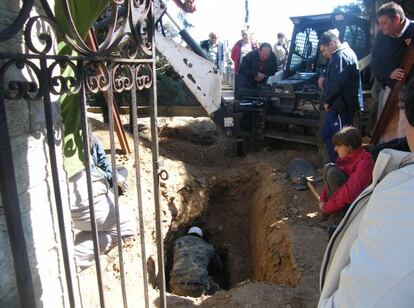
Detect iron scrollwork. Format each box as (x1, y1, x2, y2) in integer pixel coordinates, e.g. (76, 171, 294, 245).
(0, 1, 157, 306)
(136, 63, 153, 90)
(84, 61, 111, 94)
(113, 63, 134, 93)
(0, 59, 44, 101)
(49, 60, 82, 96)
(1, 0, 155, 99)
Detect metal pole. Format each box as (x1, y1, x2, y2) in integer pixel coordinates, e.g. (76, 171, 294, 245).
(245, 0, 249, 27)
(107, 66, 129, 308)
(149, 3, 167, 307)
(79, 61, 106, 308)
(131, 66, 150, 308)
(40, 57, 76, 308)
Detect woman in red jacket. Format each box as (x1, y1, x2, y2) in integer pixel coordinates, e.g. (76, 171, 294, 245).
(230, 29, 258, 74)
(319, 126, 374, 217)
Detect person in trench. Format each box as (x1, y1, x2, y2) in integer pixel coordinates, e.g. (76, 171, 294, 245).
(169, 226, 223, 297)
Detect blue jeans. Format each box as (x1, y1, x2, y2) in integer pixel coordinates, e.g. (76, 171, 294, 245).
(321, 111, 353, 162)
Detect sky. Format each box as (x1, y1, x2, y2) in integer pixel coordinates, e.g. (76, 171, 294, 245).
(167, 0, 359, 47)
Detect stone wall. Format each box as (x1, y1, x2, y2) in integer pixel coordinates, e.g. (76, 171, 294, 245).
(0, 1, 78, 307)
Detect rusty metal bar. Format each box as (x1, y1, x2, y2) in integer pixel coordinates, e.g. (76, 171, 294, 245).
(40, 57, 76, 308)
(131, 66, 150, 308)
(149, 3, 167, 306)
(107, 67, 129, 308)
(79, 60, 106, 308)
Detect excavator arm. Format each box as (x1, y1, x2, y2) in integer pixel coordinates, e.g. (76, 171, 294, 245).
(154, 0, 244, 139)
(154, 32, 222, 115)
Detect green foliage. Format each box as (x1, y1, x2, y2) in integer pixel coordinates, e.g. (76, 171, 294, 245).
(157, 72, 194, 106)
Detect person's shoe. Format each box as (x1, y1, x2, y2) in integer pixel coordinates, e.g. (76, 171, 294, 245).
(327, 224, 338, 238)
(319, 212, 330, 222)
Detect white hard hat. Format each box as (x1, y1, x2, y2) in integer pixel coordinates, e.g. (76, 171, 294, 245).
(188, 226, 203, 237)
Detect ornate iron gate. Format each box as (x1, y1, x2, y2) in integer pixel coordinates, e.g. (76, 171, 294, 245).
(0, 1, 166, 307)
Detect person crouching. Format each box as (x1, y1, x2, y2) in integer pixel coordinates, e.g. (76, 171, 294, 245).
(319, 126, 374, 222)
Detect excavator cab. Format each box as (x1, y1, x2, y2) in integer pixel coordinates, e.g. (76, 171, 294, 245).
(286, 13, 370, 77)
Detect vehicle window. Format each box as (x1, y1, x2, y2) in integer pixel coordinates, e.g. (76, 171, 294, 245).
(289, 28, 318, 73)
(343, 25, 367, 58)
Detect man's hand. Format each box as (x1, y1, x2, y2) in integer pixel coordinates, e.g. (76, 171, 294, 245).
(323, 103, 330, 112)
(117, 174, 129, 192)
(172, 0, 196, 13)
(182, 0, 196, 13)
(318, 76, 325, 91)
(318, 201, 325, 211)
(390, 68, 405, 81)
(255, 72, 266, 81)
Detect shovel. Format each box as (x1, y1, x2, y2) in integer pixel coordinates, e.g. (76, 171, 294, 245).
(287, 158, 320, 201)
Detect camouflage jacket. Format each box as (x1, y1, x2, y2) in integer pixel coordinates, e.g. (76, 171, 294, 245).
(169, 235, 222, 286)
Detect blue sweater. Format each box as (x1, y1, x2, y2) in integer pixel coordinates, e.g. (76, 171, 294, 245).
(90, 134, 113, 185)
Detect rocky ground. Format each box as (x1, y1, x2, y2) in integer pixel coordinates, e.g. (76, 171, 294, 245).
(77, 114, 330, 308)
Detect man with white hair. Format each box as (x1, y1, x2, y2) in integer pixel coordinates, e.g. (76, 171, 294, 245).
(200, 32, 225, 73)
(169, 226, 223, 297)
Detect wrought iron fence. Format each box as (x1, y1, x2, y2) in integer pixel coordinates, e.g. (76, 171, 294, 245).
(0, 1, 166, 307)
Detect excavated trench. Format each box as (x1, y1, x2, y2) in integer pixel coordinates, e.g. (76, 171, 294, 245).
(165, 165, 301, 293)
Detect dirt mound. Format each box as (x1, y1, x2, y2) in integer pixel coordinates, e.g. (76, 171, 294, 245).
(250, 167, 301, 287)
(159, 118, 219, 146)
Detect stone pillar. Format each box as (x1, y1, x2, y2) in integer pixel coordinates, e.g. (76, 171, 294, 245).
(0, 1, 79, 307)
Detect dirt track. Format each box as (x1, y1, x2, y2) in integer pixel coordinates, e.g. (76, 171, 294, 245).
(79, 115, 329, 307)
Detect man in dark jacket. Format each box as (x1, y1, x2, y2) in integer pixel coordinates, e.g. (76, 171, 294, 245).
(234, 43, 278, 99)
(169, 226, 223, 297)
(319, 31, 362, 162)
(200, 32, 225, 73)
(371, 2, 414, 142)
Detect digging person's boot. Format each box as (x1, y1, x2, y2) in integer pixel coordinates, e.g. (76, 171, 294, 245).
(319, 211, 330, 222)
